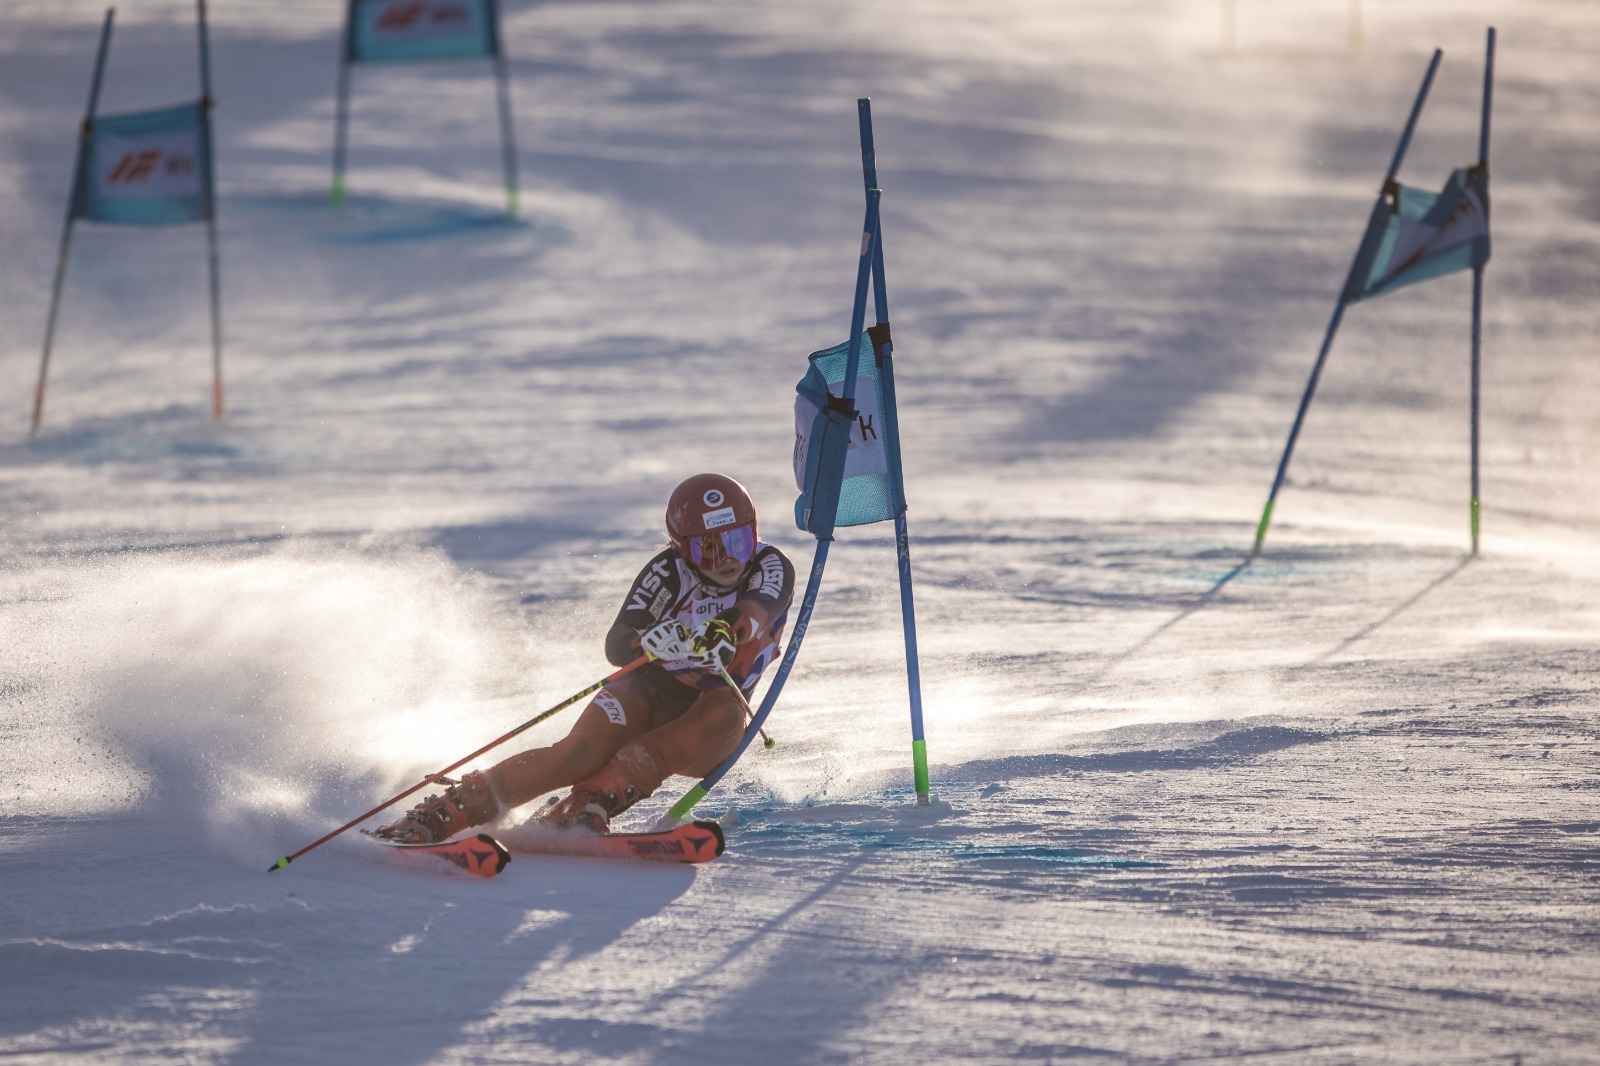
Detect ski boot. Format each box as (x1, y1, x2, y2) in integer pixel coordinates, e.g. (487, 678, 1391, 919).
(541, 761, 650, 835)
(374, 770, 500, 844)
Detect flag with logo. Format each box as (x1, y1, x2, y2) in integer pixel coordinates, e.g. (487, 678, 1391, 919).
(332, 0, 517, 213)
(793, 331, 902, 534)
(348, 0, 500, 63)
(1342, 165, 1490, 304)
(34, 3, 225, 438)
(76, 103, 213, 227)
(1252, 34, 1498, 560)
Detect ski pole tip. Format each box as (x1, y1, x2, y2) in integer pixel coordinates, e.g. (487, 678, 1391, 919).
(267, 857, 290, 872)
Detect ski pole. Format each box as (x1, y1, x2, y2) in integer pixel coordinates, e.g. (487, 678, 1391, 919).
(719, 667, 773, 749)
(267, 656, 648, 872)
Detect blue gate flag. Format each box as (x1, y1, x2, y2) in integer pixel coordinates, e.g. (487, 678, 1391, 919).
(77, 103, 212, 227)
(794, 332, 900, 534)
(1343, 166, 1489, 304)
(349, 0, 500, 63)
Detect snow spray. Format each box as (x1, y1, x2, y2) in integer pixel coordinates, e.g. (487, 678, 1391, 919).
(0, 544, 543, 860)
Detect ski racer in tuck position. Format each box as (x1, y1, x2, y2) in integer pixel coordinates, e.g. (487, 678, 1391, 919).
(376, 473, 795, 843)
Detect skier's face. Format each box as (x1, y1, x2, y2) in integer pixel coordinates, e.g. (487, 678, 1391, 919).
(700, 553, 748, 588)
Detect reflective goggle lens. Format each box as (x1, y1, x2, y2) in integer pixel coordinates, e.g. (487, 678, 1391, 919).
(688, 525, 756, 568)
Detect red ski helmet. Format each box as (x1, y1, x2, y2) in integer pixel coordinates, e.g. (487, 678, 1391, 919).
(666, 473, 759, 573)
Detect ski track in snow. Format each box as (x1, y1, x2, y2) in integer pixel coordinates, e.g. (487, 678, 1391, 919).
(2, 0, 1599, 1062)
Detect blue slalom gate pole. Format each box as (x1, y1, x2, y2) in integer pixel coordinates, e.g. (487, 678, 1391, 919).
(197, 0, 223, 422)
(33, 8, 114, 438)
(331, 2, 355, 208)
(839, 190, 880, 406)
(858, 97, 929, 804)
(1470, 28, 1495, 557)
(488, 2, 519, 215)
(1253, 301, 1348, 556)
(492, 53, 518, 214)
(666, 191, 883, 822)
(1252, 48, 1443, 557)
(1469, 274, 1482, 554)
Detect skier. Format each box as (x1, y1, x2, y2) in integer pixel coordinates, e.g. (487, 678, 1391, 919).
(375, 473, 795, 843)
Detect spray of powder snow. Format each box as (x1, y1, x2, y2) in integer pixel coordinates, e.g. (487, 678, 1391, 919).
(0, 543, 559, 863)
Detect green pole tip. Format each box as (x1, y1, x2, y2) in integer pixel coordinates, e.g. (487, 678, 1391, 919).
(763, 737, 776, 749)
(268, 857, 289, 872)
(668, 784, 709, 821)
(1253, 499, 1275, 554)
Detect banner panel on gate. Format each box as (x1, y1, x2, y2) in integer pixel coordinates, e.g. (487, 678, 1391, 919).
(79, 103, 210, 226)
(794, 333, 896, 531)
(350, 0, 498, 63)
(1343, 166, 1490, 304)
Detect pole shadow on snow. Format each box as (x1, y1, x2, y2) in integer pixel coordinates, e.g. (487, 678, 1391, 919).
(1084, 553, 1256, 685)
(953, 724, 1326, 784)
(1309, 554, 1473, 664)
(1093, 549, 1475, 684)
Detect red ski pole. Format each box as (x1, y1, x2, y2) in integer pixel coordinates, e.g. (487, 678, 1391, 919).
(267, 656, 648, 872)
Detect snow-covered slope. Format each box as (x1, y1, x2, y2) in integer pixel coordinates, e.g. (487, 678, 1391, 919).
(2, 1, 1598, 1062)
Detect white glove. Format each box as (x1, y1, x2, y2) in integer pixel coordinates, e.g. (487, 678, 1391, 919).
(639, 619, 692, 663)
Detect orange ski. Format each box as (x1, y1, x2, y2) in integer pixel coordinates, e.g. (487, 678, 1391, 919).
(505, 819, 725, 864)
(366, 831, 511, 878)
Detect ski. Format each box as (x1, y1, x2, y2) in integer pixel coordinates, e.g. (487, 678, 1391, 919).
(363, 831, 511, 878)
(503, 819, 726, 864)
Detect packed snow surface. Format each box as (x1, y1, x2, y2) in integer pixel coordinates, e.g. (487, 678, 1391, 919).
(2, 0, 1599, 1062)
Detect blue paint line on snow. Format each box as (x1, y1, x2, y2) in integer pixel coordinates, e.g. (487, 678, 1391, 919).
(733, 818, 1162, 869)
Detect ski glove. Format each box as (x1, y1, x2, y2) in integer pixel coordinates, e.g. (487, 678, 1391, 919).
(640, 619, 693, 664)
(688, 617, 737, 672)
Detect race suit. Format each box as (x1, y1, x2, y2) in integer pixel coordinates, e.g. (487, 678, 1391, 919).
(604, 542, 795, 706)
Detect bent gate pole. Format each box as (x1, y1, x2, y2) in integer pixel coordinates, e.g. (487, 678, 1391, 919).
(33, 8, 114, 438)
(666, 541, 832, 821)
(1252, 48, 1442, 557)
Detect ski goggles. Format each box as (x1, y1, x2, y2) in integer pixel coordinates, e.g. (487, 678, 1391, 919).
(683, 524, 757, 570)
